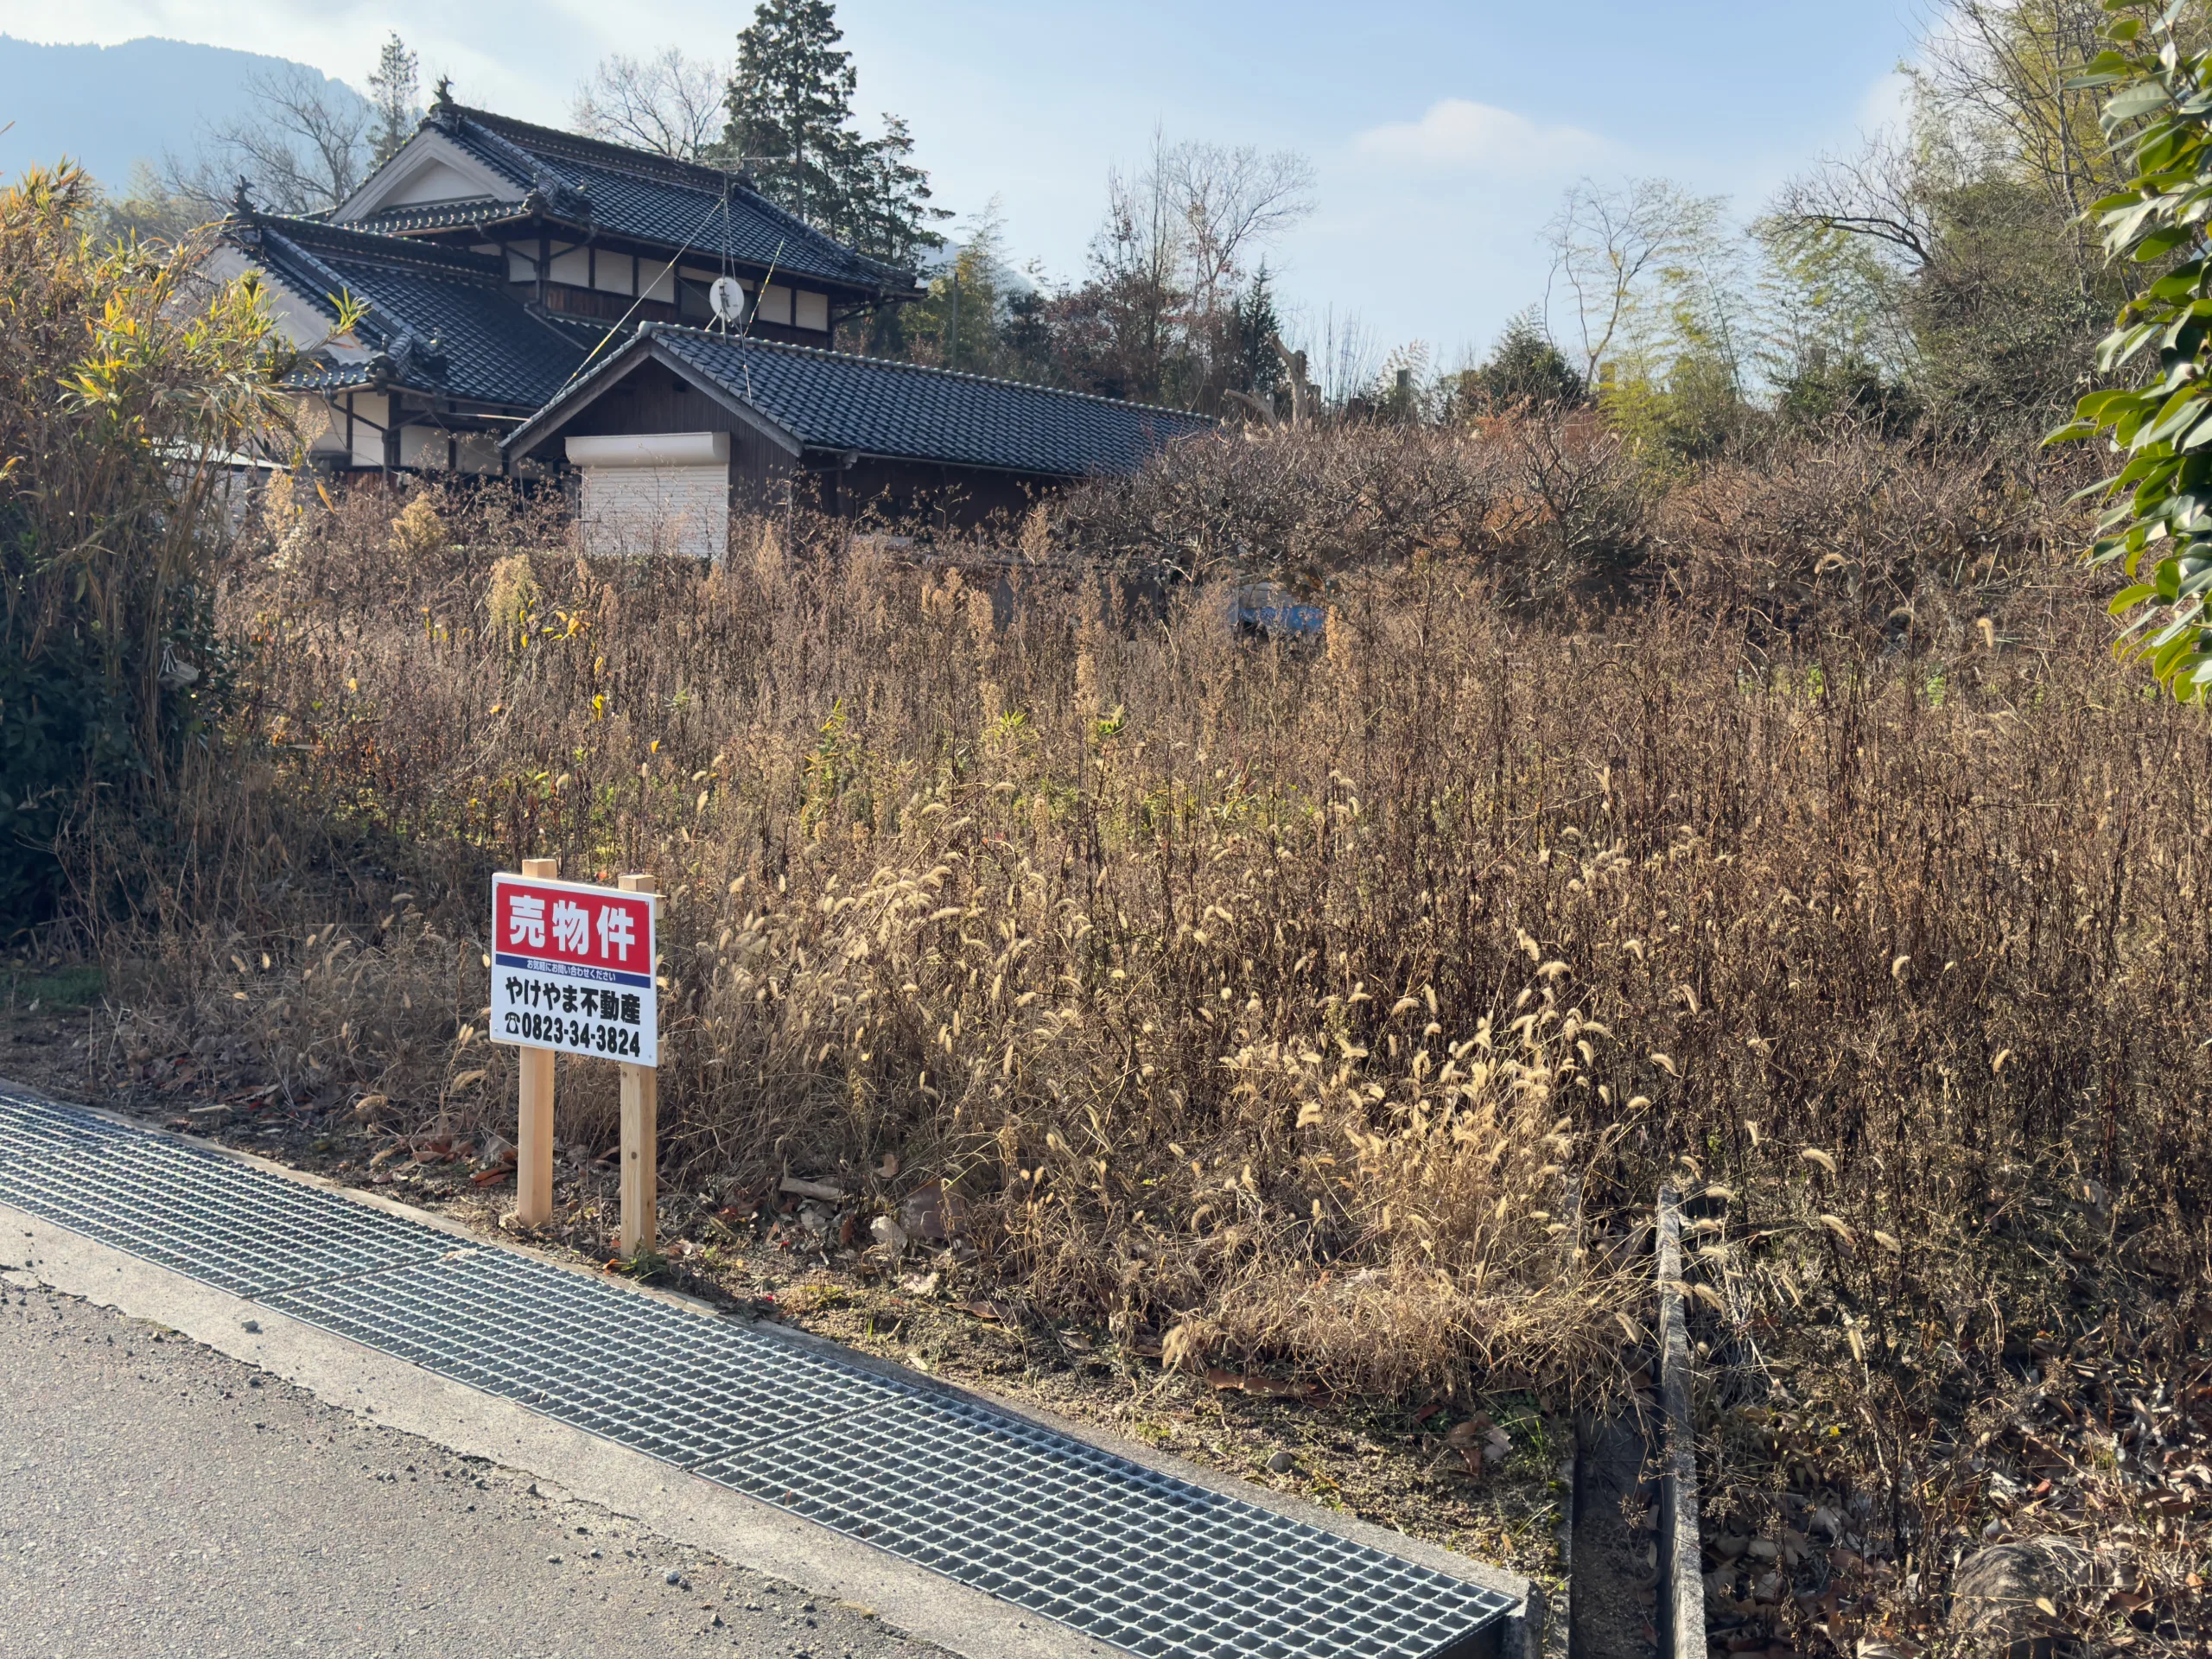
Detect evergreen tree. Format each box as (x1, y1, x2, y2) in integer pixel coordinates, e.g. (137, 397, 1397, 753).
(846, 113, 947, 270)
(725, 1, 861, 226)
(723, 2, 941, 270)
(1468, 308, 1585, 409)
(1228, 266, 1285, 399)
(366, 34, 421, 167)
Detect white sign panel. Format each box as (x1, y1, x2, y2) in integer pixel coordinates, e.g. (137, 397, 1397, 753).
(490, 873, 658, 1066)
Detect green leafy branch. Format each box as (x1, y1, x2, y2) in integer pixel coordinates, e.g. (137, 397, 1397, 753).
(2050, 2, 2212, 697)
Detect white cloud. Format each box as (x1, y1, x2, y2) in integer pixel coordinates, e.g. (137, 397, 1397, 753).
(1855, 70, 1913, 139)
(1353, 99, 1609, 174)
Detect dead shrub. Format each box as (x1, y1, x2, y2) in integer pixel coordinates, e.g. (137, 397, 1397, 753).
(64, 430, 2210, 1437)
(1053, 419, 1519, 592)
(1655, 425, 2097, 646)
(1051, 407, 1656, 607)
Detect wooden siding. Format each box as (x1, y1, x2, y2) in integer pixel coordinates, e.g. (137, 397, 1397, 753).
(823, 456, 1059, 531)
(552, 361, 797, 497)
(541, 284, 683, 326)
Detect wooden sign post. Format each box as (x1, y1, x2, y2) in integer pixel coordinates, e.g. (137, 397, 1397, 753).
(615, 873, 657, 1255)
(514, 857, 560, 1230)
(490, 857, 661, 1253)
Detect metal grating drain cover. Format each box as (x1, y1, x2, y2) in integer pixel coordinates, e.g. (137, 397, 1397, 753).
(701, 1389, 1515, 1659)
(0, 1091, 151, 1155)
(262, 1249, 896, 1466)
(0, 1101, 452, 1297)
(0, 1088, 1516, 1659)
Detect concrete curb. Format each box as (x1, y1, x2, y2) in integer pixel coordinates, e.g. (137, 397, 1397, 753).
(0, 1202, 1119, 1659)
(1653, 1188, 1705, 1659)
(0, 1077, 1541, 1659)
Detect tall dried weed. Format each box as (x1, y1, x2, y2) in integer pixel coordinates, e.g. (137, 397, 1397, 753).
(78, 435, 2209, 1421)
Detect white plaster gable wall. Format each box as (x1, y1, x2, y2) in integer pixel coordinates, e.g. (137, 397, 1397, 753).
(334, 130, 518, 223)
(383, 159, 486, 207)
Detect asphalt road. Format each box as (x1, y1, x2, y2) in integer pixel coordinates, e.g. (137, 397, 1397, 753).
(0, 1274, 937, 1659)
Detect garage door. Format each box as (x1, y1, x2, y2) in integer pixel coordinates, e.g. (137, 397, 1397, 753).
(568, 431, 732, 561)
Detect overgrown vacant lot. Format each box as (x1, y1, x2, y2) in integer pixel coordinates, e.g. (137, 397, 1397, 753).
(50, 462, 2212, 1654)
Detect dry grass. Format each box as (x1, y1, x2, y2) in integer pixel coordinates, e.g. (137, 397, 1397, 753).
(54, 423, 2212, 1649)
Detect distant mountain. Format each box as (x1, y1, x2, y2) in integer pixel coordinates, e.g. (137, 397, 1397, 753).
(0, 35, 368, 194)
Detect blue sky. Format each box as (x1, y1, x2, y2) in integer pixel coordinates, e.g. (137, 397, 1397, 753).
(1, 0, 1922, 363)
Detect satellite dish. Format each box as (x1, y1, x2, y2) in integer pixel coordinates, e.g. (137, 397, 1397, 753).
(709, 276, 747, 325)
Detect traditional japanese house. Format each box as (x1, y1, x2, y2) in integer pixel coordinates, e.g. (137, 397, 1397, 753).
(211, 206, 599, 472)
(215, 79, 925, 478)
(500, 321, 1215, 553)
(214, 85, 1214, 525)
(329, 88, 917, 341)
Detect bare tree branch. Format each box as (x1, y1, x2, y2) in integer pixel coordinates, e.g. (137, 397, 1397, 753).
(574, 49, 728, 162)
(168, 65, 369, 217)
(1770, 136, 1939, 270)
(1163, 141, 1315, 315)
(1542, 178, 1684, 385)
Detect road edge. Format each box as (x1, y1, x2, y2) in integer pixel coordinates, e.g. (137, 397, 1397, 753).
(0, 1077, 1542, 1658)
(1654, 1189, 1705, 1659)
(0, 1201, 1120, 1659)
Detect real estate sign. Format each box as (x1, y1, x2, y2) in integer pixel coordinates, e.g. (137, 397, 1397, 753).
(490, 872, 658, 1066)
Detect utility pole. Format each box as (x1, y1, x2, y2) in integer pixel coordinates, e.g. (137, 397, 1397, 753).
(948, 270, 960, 372)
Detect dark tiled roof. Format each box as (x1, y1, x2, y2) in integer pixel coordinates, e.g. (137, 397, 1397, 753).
(236, 213, 595, 410)
(353, 106, 919, 299)
(513, 324, 1214, 479)
(346, 196, 515, 234)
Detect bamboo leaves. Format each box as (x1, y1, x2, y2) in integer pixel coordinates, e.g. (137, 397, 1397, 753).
(2, 163, 300, 912)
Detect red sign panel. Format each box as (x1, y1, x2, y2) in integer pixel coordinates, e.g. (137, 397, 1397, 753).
(490, 873, 658, 1065)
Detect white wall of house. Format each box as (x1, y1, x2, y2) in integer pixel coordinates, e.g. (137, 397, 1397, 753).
(593, 251, 635, 296)
(569, 432, 732, 561)
(333, 130, 518, 222)
(383, 159, 486, 206)
(502, 250, 830, 335)
(349, 392, 389, 468)
(397, 424, 446, 469)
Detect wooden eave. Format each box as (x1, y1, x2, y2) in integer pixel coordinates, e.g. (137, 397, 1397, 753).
(399, 215, 900, 308)
(502, 336, 805, 463)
